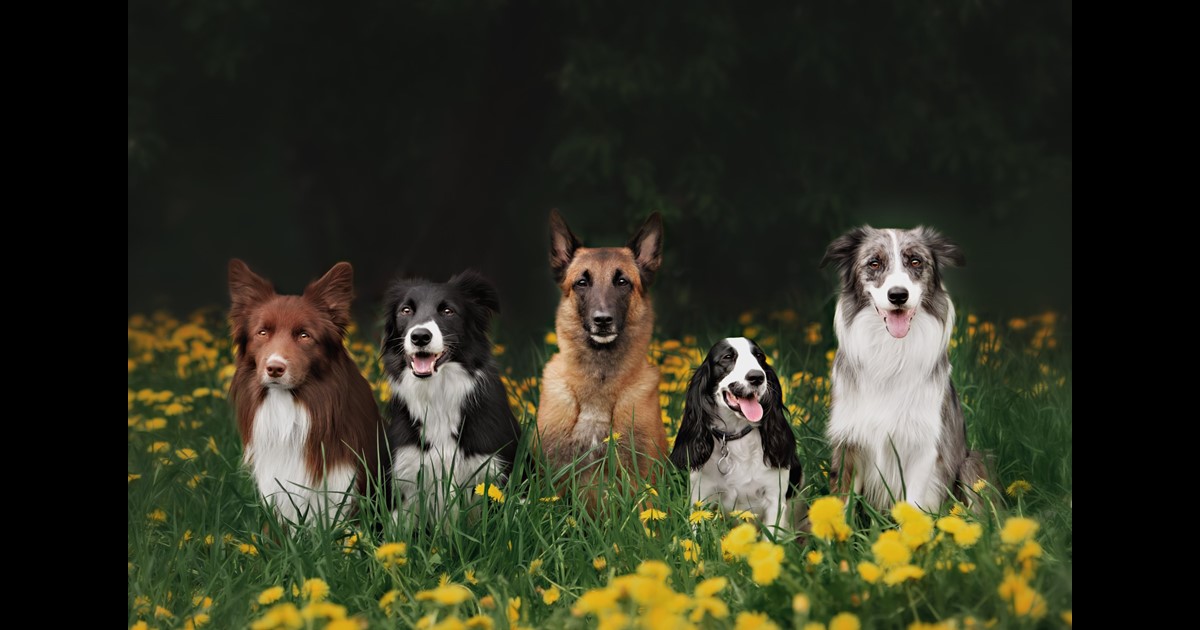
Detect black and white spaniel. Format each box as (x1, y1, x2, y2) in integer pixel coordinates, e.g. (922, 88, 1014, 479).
(669, 337, 803, 530)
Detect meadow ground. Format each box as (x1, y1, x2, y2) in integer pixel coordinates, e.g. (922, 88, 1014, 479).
(128, 308, 1071, 629)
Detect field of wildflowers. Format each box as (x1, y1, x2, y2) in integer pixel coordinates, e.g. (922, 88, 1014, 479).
(128, 307, 1071, 629)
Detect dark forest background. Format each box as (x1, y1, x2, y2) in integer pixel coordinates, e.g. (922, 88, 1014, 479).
(128, 0, 1071, 343)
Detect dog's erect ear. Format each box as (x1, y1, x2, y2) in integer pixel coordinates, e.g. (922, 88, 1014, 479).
(304, 262, 355, 332)
(627, 212, 663, 288)
(228, 259, 275, 336)
(669, 359, 715, 471)
(549, 209, 581, 283)
(451, 269, 501, 315)
(820, 226, 869, 271)
(916, 226, 966, 268)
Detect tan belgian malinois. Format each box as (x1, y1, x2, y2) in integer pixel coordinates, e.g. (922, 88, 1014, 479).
(535, 209, 669, 514)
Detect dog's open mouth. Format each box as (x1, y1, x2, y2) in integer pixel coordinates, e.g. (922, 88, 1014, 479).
(879, 308, 916, 339)
(410, 352, 444, 378)
(723, 390, 764, 423)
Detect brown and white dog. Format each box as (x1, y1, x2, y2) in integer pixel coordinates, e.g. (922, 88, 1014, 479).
(228, 260, 387, 525)
(820, 226, 989, 513)
(534, 209, 669, 513)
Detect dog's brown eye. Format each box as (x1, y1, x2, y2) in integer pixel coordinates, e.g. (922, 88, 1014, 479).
(442, 307, 455, 316)
(722, 353, 733, 361)
(910, 258, 922, 268)
(576, 277, 589, 287)
(257, 329, 268, 336)
(615, 276, 629, 286)
(400, 306, 412, 315)
(298, 331, 310, 339)
(868, 259, 881, 270)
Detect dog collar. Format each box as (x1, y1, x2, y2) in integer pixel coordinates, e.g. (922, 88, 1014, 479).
(712, 424, 757, 475)
(710, 424, 756, 442)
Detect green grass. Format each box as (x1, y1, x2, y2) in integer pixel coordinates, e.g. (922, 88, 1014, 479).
(128, 307, 1071, 629)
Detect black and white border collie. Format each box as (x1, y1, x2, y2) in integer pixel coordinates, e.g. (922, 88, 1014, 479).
(820, 225, 989, 512)
(381, 270, 522, 522)
(669, 337, 803, 530)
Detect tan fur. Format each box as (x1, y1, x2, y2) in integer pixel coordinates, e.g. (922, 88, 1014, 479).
(535, 214, 668, 514)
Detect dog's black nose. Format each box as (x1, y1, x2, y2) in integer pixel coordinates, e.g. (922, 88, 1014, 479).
(410, 327, 432, 347)
(746, 370, 765, 387)
(592, 313, 614, 328)
(887, 288, 909, 305)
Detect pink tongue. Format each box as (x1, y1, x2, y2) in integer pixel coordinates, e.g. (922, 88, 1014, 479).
(412, 355, 437, 374)
(884, 310, 914, 339)
(739, 397, 763, 422)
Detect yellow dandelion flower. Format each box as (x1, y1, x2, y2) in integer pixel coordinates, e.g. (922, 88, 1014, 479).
(1006, 480, 1032, 496)
(148, 509, 167, 523)
(882, 565, 926, 586)
(871, 531, 911, 568)
(639, 508, 667, 523)
(474, 483, 505, 504)
(572, 588, 620, 616)
(857, 561, 882, 584)
(1062, 610, 1072, 626)
(892, 501, 934, 549)
(936, 516, 983, 547)
(464, 569, 478, 585)
(192, 387, 211, 397)
(959, 562, 976, 573)
(415, 584, 473, 606)
(789, 593, 810, 615)
(592, 556, 607, 571)
(301, 578, 329, 602)
(506, 597, 521, 625)
(728, 509, 757, 522)
(183, 613, 211, 630)
(258, 586, 285, 605)
(206, 436, 220, 455)
(323, 621, 357, 630)
(693, 577, 727, 599)
(142, 418, 168, 430)
(378, 590, 403, 615)
(175, 448, 198, 461)
(721, 523, 759, 558)
(465, 615, 494, 630)
(602, 431, 622, 443)
(249, 603, 302, 630)
(806, 550, 824, 565)
(997, 572, 1047, 619)
(376, 542, 408, 568)
(341, 532, 359, 554)
(1000, 517, 1039, 545)
(544, 332, 557, 345)
(128, 473, 142, 483)
(300, 601, 347, 621)
(239, 543, 259, 556)
(163, 402, 187, 416)
(528, 558, 543, 575)
(808, 496, 851, 542)
(689, 509, 714, 524)
(148, 441, 170, 453)
(690, 595, 730, 622)
(542, 585, 560, 605)
(154, 605, 174, 619)
(1016, 540, 1043, 563)
(680, 538, 700, 562)
(748, 541, 785, 585)
(829, 613, 861, 630)
(735, 611, 780, 630)
(642, 484, 658, 497)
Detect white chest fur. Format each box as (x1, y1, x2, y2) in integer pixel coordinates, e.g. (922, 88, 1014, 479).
(690, 430, 790, 527)
(391, 364, 505, 520)
(828, 301, 954, 509)
(244, 388, 355, 524)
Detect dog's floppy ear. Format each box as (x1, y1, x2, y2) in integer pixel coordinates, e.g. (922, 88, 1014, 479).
(916, 226, 966, 268)
(450, 269, 501, 315)
(669, 359, 715, 471)
(758, 358, 798, 472)
(228, 259, 275, 344)
(304, 261, 355, 333)
(820, 226, 869, 293)
(627, 212, 663, 288)
(549, 208, 581, 284)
